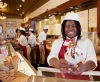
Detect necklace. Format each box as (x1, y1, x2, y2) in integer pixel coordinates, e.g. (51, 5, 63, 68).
(68, 39, 77, 59)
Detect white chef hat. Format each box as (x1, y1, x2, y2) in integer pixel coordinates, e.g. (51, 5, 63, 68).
(29, 28, 33, 31)
(19, 27, 25, 31)
(64, 12, 79, 21)
(43, 26, 48, 30)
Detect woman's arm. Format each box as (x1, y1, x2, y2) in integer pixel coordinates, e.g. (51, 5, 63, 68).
(70, 60, 96, 75)
(49, 58, 72, 73)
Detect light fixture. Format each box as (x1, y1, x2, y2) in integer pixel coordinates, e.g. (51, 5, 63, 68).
(17, 8, 20, 11)
(0, 16, 6, 19)
(0, 13, 7, 20)
(0, 1, 7, 9)
(22, 0, 25, 2)
(70, 7, 73, 9)
(45, 19, 48, 21)
(19, 4, 22, 8)
(22, 12, 24, 14)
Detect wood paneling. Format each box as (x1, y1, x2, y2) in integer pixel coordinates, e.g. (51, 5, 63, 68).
(0, 0, 49, 18)
(31, 0, 97, 20)
(97, 0, 100, 38)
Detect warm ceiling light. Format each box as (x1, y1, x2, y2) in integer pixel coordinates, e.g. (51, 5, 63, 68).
(0, 1, 7, 9)
(0, 16, 6, 20)
(22, 0, 25, 2)
(17, 8, 20, 11)
(22, 12, 24, 14)
(19, 4, 22, 7)
(0, 13, 7, 20)
(45, 19, 48, 21)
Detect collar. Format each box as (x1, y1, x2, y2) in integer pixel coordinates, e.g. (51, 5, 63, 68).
(66, 36, 78, 42)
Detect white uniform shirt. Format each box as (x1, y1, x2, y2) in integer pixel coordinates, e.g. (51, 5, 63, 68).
(38, 31, 47, 43)
(28, 33, 36, 47)
(17, 35, 28, 46)
(47, 37, 97, 67)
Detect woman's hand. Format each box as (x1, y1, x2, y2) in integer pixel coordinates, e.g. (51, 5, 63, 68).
(50, 58, 72, 73)
(56, 59, 74, 73)
(69, 61, 96, 75)
(58, 59, 72, 73)
(69, 64, 85, 75)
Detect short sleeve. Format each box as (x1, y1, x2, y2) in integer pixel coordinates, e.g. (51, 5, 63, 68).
(47, 39, 62, 65)
(21, 36, 28, 46)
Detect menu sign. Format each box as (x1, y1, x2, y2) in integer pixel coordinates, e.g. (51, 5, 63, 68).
(6, 21, 17, 28)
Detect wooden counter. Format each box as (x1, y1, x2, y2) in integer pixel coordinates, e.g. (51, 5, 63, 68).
(26, 75, 100, 82)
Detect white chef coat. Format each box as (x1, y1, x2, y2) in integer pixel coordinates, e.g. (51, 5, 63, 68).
(28, 33, 36, 47)
(47, 37, 97, 67)
(17, 35, 28, 46)
(18, 35, 31, 61)
(38, 31, 47, 43)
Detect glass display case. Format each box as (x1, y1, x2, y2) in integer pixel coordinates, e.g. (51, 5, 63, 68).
(0, 34, 36, 82)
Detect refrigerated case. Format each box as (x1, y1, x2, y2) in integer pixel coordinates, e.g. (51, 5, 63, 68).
(0, 37, 36, 82)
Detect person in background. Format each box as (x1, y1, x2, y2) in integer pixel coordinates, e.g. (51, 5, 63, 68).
(38, 27, 48, 44)
(38, 27, 48, 65)
(28, 28, 36, 65)
(17, 27, 31, 61)
(15, 28, 20, 40)
(20, 23, 25, 28)
(47, 12, 97, 80)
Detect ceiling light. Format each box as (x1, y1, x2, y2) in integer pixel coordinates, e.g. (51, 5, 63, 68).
(19, 5, 22, 7)
(17, 8, 20, 11)
(0, 13, 6, 20)
(22, 0, 25, 2)
(0, 1, 7, 9)
(70, 7, 73, 9)
(0, 16, 6, 19)
(22, 12, 24, 14)
(45, 19, 48, 21)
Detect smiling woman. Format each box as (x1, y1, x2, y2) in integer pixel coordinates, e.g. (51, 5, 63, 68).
(47, 12, 97, 80)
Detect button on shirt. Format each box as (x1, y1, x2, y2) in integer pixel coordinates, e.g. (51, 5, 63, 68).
(47, 37, 97, 68)
(28, 33, 36, 47)
(38, 31, 47, 43)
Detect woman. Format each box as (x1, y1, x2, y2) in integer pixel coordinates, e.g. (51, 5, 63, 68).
(15, 28, 20, 40)
(17, 27, 31, 60)
(47, 12, 97, 80)
(28, 28, 36, 65)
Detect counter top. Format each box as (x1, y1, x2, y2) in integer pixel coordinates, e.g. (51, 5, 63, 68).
(26, 75, 100, 82)
(4, 71, 29, 82)
(9, 44, 37, 76)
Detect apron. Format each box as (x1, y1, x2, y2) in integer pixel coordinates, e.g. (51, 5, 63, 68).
(56, 39, 90, 80)
(19, 44, 27, 59)
(26, 45, 31, 62)
(39, 41, 46, 65)
(30, 46, 36, 64)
